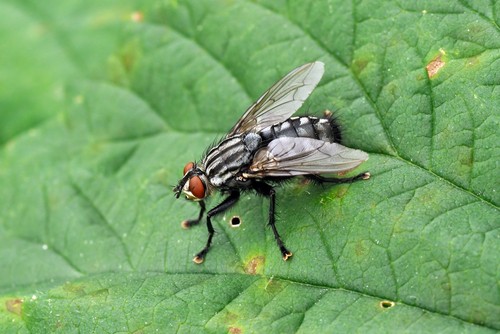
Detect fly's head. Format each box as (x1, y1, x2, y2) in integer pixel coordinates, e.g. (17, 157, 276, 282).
(173, 162, 210, 201)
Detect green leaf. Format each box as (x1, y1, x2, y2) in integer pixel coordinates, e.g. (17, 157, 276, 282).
(1, 0, 499, 332)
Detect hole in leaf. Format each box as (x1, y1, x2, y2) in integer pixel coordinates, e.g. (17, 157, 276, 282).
(380, 300, 395, 309)
(230, 216, 241, 227)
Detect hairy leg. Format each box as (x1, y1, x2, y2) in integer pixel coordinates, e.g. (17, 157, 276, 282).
(253, 182, 292, 261)
(181, 200, 206, 229)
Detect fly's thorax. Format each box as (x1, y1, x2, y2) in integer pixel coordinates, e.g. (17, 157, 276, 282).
(243, 133, 261, 151)
(258, 116, 341, 143)
(203, 134, 262, 187)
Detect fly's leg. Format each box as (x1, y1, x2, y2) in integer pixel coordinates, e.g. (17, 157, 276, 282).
(269, 188, 293, 261)
(181, 200, 206, 229)
(306, 172, 370, 184)
(193, 191, 240, 264)
(253, 182, 292, 261)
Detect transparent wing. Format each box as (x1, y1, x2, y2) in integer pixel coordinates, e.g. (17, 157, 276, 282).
(227, 61, 324, 137)
(246, 137, 368, 177)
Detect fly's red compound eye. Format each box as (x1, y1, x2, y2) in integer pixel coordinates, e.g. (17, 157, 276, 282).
(183, 162, 194, 175)
(189, 175, 205, 199)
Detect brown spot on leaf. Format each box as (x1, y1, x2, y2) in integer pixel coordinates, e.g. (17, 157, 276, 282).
(459, 151, 473, 167)
(352, 58, 369, 75)
(222, 311, 239, 323)
(355, 241, 367, 257)
(5, 298, 23, 316)
(426, 50, 446, 78)
(245, 256, 265, 275)
(229, 327, 242, 334)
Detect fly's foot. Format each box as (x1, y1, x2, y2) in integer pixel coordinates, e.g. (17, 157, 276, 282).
(193, 248, 209, 264)
(282, 250, 293, 261)
(352, 171, 370, 181)
(278, 242, 292, 261)
(181, 219, 200, 229)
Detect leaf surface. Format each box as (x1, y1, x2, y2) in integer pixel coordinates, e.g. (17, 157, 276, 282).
(0, 0, 499, 332)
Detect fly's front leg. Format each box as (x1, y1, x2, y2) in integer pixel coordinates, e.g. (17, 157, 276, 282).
(253, 182, 292, 261)
(193, 191, 240, 264)
(181, 200, 206, 229)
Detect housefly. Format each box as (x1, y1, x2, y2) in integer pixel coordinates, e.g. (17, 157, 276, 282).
(174, 61, 370, 264)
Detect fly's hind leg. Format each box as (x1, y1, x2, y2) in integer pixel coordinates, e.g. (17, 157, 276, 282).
(253, 182, 292, 261)
(306, 171, 370, 184)
(181, 200, 206, 229)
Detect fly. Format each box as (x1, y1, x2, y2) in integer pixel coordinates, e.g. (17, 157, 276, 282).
(173, 61, 370, 264)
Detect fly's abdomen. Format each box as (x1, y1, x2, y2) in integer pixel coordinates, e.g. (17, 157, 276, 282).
(258, 116, 341, 143)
